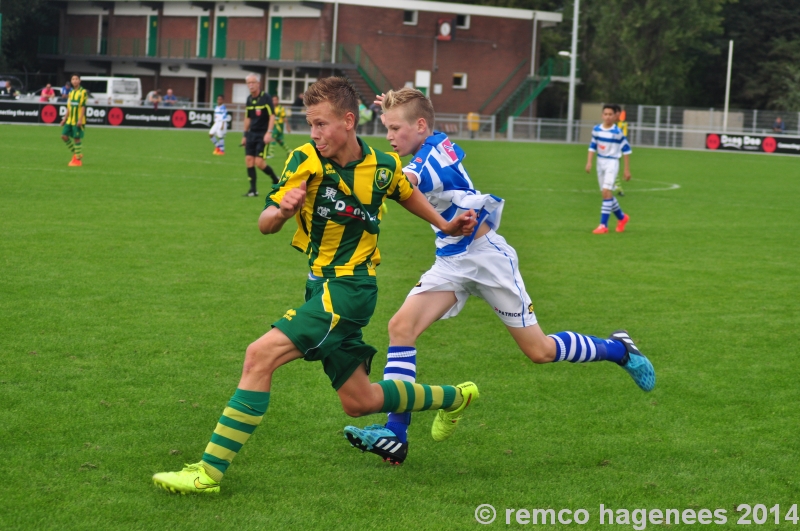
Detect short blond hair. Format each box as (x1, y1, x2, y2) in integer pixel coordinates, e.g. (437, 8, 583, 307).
(382, 88, 435, 131)
(303, 77, 361, 124)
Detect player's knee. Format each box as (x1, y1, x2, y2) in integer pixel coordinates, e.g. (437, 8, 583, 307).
(388, 313, 417, 343)
(61, 135, 68, 141)
(242, 339, 280, 376)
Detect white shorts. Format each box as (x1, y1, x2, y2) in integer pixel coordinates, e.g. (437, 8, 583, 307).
(407, 230, 537, 328)
(209, 121, 226, 138)
(596, 158, 619, 190)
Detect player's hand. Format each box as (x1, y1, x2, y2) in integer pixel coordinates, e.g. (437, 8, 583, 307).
(585, 163, 592, 173)
(59, 119, 65, 126)
(442, 209, 476, 236)
(264, 132, 273, 144)
(241, 136, 246, 146)
(624, 169, 632, 181)
(373, 93, 385, 107)
(279, 181, 306, 219)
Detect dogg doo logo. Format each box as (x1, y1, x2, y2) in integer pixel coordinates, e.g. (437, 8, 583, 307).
(41, 105, 58, 123)
(171, 109, 187, 128)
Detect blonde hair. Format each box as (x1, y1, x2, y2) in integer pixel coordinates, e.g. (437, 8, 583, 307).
(303, 77, 361, 124)
(382, 88, 435, 131)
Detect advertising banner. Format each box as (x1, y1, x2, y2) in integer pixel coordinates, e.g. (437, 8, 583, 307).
(705, 133, 800, 156)
(0, 101, 215, 130)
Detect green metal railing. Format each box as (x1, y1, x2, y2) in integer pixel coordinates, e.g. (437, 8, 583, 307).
(478, 58, 528, 114)
(160, 39, 196, 59)
(336, 43, 392, 97)
(495, 58, 557, 133)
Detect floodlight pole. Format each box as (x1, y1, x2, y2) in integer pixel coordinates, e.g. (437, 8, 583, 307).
(723, 40, 733, 132)
(566, 0, 580, 142)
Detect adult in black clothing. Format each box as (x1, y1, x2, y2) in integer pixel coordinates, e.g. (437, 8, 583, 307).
(241, 73, 278, 197)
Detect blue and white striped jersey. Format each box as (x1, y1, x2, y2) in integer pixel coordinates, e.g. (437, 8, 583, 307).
(403, 132, 504, 257)
(589, 124, 632, 159)
(214, 104, 228, 124)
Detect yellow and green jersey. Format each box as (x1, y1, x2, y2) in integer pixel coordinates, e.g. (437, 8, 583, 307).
(265, 138, 413, 278)
(65, 87, 87, 126)
(274, 104, 286, 126)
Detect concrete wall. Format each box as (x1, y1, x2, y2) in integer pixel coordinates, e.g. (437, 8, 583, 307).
(683, 110, 745, 149)
(579, 103, 605, 143)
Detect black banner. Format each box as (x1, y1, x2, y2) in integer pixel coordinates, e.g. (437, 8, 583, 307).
(706, 133, 800, 155)
(0, 101, 215, 130)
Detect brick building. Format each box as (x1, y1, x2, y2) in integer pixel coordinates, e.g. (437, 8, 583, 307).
(40, 0, 563, 116)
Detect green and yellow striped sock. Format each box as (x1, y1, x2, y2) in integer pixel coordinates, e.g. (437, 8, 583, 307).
(378, 380, 462, 413)
(64, 138, 74, 153)
(73, 141, 82, 159)
(200, 389, 270, 482)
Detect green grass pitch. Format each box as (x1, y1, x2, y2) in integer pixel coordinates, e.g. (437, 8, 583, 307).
(1, 124, 798, 530)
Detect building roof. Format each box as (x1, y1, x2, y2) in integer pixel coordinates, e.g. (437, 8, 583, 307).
(76, 0, 563, 22)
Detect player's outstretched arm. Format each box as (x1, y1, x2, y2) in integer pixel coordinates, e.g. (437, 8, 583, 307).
(399, 187, 476, 236)
(259, 181, 307, 234)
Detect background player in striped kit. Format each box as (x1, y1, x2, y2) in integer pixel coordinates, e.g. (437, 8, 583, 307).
(343, 89, 655, 465)
(59, 74, 86, 167)
(209, 95, 227, 156)
(267, 95, 291, 160)
(152, 77, 479, 494)
(586, 104, 632, 234)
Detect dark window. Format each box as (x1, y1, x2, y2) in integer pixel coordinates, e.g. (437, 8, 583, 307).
(456, 14, 470, 29)
(403, 10, 418, 25)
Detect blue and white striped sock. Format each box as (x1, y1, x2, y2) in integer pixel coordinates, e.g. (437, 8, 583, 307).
(548, 332, 627, 364)
(217, 138, 225, 152)
(384, 346, 416, 443)
(601, 199, 612, 226)
(611, 198, 625, 220)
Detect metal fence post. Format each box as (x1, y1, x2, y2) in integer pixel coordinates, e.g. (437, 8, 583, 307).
(655, 106, 661, 147)
(490, 115, 496, 141)
(507, 116, 514, 140)
(636, 104, 643, 145)
(752, 109, 757, 133)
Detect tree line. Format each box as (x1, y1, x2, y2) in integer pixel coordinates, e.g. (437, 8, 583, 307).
(450, 0, 800, 111)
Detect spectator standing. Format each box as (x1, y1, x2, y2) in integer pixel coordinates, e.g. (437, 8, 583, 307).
(162, 89, 177, 107)
(146, 89, 162, 109)
(772, 116, 786, 134)
(59, 82, 71, 102)
(40, 84, 56, 102)
(291, 92, 305, 130)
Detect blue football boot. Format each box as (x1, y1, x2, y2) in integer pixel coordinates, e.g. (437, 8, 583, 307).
(344, 424, 408, 465)
(610, 330, 656, 391)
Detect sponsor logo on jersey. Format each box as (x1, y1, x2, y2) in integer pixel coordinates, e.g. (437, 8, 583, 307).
(374, 167, 393, 189)
(528, 303, 534, 314)
(494, 307, 523, 318)
(442, 139, 458, 162)
(414, 157, 423, 163)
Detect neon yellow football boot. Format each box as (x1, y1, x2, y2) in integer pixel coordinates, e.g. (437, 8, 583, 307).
(431, 381, 479, 442)
(152, 462, 220, 494)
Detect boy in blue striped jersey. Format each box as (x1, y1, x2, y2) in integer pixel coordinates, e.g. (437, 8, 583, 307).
(586, 104, 632, 234)
(344, 89, 655, 465)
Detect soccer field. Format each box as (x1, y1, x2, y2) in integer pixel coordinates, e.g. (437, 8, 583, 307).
(1, 124, 798, 530)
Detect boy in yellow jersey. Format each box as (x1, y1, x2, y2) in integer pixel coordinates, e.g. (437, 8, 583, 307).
(60, 74, 87, 167)
(152, 77, 479, 494)
(266, 94, 291, 159)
